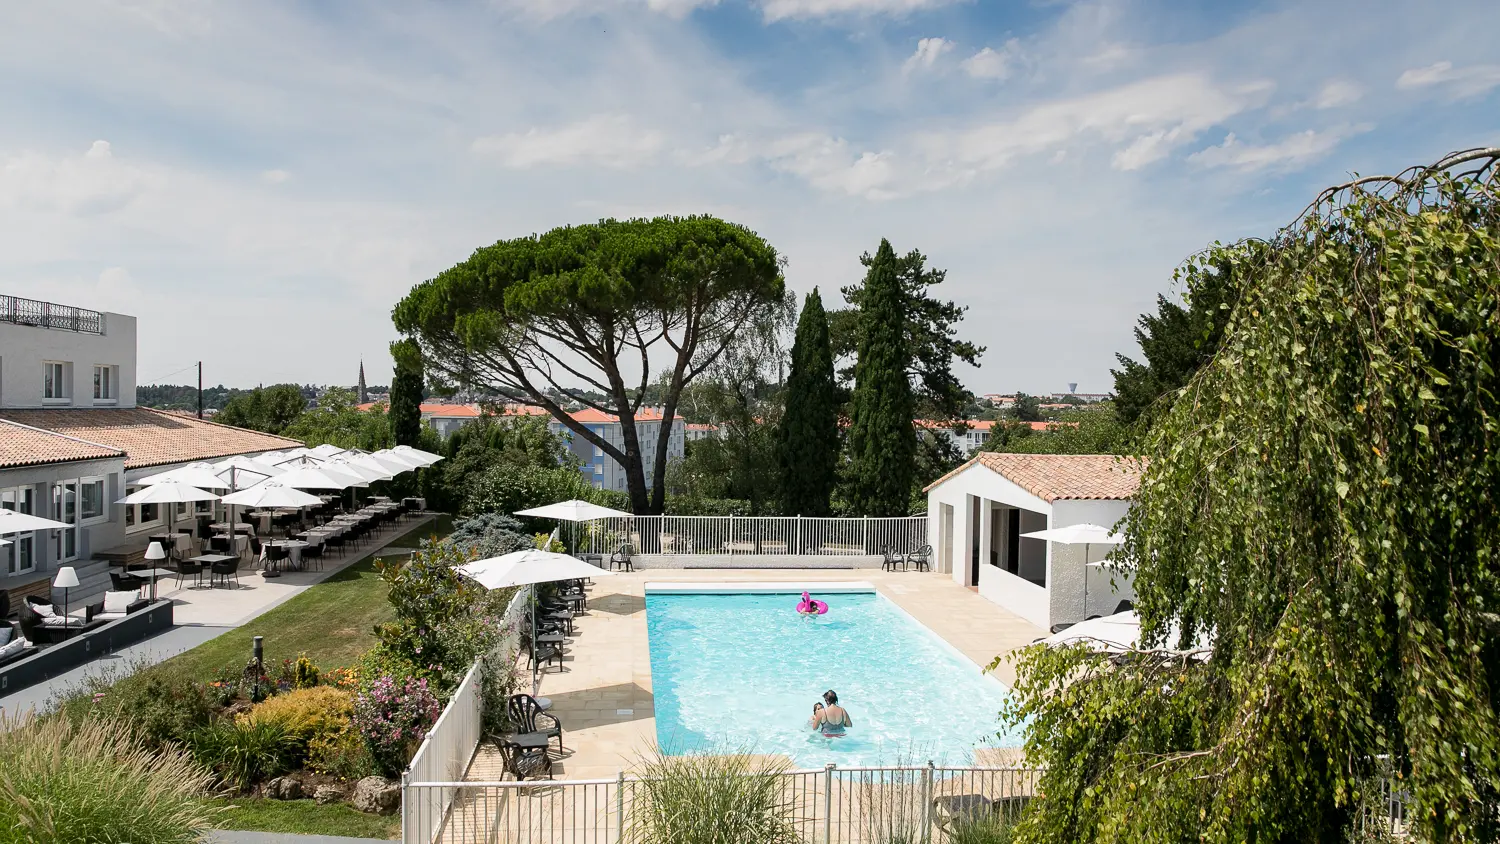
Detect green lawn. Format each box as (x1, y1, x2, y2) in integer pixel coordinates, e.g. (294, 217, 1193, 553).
(207, 796, 400, 839)
(162, 515, 453, 680)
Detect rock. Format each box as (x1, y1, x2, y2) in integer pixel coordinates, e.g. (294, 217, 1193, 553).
(264, 776, 303, 800)
(314, 784, 344, 805)
(351, 775, 401, 815)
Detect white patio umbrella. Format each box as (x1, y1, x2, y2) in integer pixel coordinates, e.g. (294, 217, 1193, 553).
(210, 456, 283, 544)
(457, 549, 616, 694)
(0, 509, 72, 534)
(273, 465, 364, 490)
(514, 499, 630, 554)
(221, 481, 324, 508)
(1020, 523, 1126, 620)
(118, 481, 221, 561)
(136, 462, 232, 490)
(383, 446, 440, 467)
(309, 443, 349, 458)
(370, 449, 426, 470)
(354, 453, 414, 476)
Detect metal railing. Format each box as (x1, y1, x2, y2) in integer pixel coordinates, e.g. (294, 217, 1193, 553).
(580, 515, 927, 557)
(403, 764, 1039, 844)
(403, 588, 532, 844)
(0, 294, 104, 334)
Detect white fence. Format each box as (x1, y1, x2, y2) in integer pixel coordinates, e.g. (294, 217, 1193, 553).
(404, 764, 1038, 844)
(579, 515, 927, 557)
(403, 587, 532, 844)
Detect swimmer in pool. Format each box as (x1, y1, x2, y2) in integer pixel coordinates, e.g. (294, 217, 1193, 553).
(817, 690, 852, 737)
(808, 702, 824, 729)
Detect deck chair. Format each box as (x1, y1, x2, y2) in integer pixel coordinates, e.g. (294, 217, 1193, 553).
(609, 543, 635, 572)
(506, 693, 564, 752)
(882, 546, 906, 572)
(906, 544, 932, 572)
(495, 737, 553, 781)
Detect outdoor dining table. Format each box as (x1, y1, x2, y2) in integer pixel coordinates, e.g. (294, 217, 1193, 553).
(131, 567, 177, 601)
(187, 554, 237, 589)
(209, 522, 254, 534)
(269, 540, 309, 572)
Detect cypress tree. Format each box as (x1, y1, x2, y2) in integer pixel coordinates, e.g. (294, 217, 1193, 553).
(777, 288, 839, 516)
(389, 339, 424, 447)
(845, 239, 917, 517)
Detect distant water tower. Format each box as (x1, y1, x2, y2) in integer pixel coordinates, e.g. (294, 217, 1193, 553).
(1068, 382, 1078, 394)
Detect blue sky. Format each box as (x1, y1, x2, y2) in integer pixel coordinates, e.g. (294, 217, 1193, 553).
(1, 0, 1496, 394)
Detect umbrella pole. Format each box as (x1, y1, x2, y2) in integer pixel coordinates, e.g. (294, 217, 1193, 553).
(531, 586, 540, 696)
(1082, 542, 1090, 620)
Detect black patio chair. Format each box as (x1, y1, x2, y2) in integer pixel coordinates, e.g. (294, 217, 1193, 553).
(176, 560, 205, 588)
(882, 546, 906, 572)
(523, 635, 563, 673)
(506, 693, 564, 752)
(906, 544, 933, 572)
(210, 558, 240, 589)
(495, 737, 553, 781)
(301, 541, 324, 571)
(609, 543, 635, 572)
(110, 570, 145, 594)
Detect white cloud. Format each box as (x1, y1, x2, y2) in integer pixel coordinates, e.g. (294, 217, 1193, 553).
(763, 134, 901, 200)
(1189, 126, 1367, 173)
(260, 169, 291, 184)
(0, 139, 145, 216)
(961, 41, 1021, 80)
(758, 0, 964, 22)
(922, 74, 1273, 173)
(1313, 79, 1362, 109)
(472, 115, 666, 169)
(495, 0, 718, 21)
(903, 37, 953, 74)
(1397, 61, 1500, 99)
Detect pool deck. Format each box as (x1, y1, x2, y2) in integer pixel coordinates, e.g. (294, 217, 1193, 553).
(464, 568, 1043, 781)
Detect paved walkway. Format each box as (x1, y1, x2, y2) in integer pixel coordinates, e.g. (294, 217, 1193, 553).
(0, 515, 435, 717)
(464, 568, 1043, 781)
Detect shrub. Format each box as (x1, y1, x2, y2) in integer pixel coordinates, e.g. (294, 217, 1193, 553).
(353, 675, 442, 777)
(446, 512, 533, 559)
(57, 664, 213, 750)
(292, 654, 321, 689)
(629, 749, 800, 844)
(947, 812, 1017, 844)
(308, 726, 378, 780)
(188, 719, 301, 791)
(0, 712, 215, 844)
(239, 685, 353, 742)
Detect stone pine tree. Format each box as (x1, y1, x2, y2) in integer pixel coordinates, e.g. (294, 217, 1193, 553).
(388, 339, 424, 448)
(777, 288, 839, 516)
(845, 239, 917, 517)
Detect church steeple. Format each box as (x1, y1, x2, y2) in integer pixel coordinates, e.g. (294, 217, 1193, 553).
(358, 359, 368, 404)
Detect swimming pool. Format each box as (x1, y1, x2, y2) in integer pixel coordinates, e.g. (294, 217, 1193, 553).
(645, 585, 1023, 767)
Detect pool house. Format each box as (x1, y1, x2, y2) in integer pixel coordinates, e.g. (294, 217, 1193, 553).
(923, 453, 1142, 630)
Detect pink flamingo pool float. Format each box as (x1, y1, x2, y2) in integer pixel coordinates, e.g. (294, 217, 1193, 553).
(796, 591, 829, 615)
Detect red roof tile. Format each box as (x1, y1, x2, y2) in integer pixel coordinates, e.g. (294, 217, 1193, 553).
(0, 419, 123, 469)
(0, 408, 302, 469)
(925, 453, 1143, 501)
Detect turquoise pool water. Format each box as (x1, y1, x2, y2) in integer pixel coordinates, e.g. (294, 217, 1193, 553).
(645, 589, 1023, 767)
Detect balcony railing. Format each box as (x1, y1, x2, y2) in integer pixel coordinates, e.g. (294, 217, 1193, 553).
(0, 294, 105, 334)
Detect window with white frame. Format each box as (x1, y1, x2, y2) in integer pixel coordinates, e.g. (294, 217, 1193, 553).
(42, 361, 68, 401)
(93, 364, 117, 402)
(79, 476, 106, 523)
(2, 486, 37, 575)
(52, 480, 78, 562)
(122, 484, 164, 534)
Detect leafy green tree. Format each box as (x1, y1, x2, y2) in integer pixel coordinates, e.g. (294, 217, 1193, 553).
(421, 415, 573, 514)
(998, 405, 1127, 455)
(388, 339, 425, 447)
(280, 387, 391, 450)
(1010, 392, 1042, 423)
(216, 384, 307, 434)
(844, 240, 917, 517)
(829, 246, 982, 419)
(1111, 243, 1249, 428)
(1002, 150, 1500, 843)
(393, 216, 786, 515)
(776, 289, 840, 516)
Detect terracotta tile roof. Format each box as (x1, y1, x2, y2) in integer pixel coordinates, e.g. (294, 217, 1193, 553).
(684, 423, 718, 432)
(0, 419, 124, 469)
(925, 452, 1143, 501)
(0, 407, 302, 469)
(419, 403, 481, 418)
(916, 419, 996, 431)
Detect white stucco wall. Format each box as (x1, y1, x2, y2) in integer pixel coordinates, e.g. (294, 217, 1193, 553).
(0, 311, 137, 408)
(927, 462, 1135, 630)
(1047, 499, 1135, 624)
